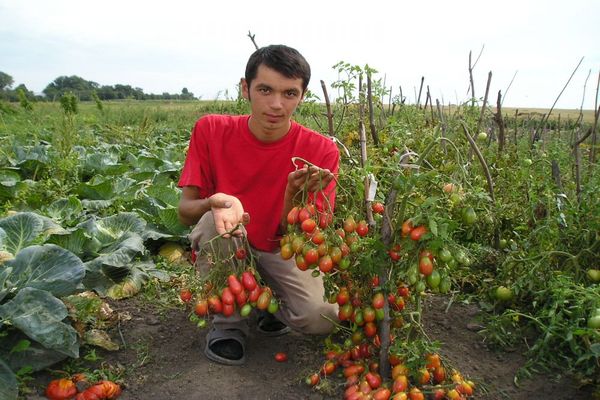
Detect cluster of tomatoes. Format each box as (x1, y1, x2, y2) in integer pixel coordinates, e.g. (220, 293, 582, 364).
(333, 280, 409, 342)
(180, 250, 280, 328)
(279, 203, 369, 275)
(45, 375, 121, 400)
(306, 348, 475, 400)
(387, 220, 455, 296)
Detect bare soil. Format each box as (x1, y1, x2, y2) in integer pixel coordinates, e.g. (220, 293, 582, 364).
(27, 295, 594, 400)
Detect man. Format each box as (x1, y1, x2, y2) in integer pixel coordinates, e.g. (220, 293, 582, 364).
(178, 45, 340, 365)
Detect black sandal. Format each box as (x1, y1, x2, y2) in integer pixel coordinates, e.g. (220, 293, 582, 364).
(204, 328, 246, 365)
(256, 312, 291, 337)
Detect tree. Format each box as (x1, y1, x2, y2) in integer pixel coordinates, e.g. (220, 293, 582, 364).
(0, 71, 14, 90)
(43, 75, 99, 101)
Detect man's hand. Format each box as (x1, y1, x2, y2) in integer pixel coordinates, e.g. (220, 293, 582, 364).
(209, 193, 250, 237)
(286, 165, 334, 197)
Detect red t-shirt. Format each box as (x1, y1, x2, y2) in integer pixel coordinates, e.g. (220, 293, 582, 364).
(178, 114, 339, 252)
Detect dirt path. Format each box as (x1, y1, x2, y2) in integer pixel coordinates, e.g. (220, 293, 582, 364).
(28, 295, 593, 399)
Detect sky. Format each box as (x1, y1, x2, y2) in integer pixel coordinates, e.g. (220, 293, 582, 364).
(1, 0, 599, 110)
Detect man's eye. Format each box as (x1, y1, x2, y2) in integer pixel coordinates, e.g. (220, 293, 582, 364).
(259, 88, 270, 94)
(286, 91, 298, 98)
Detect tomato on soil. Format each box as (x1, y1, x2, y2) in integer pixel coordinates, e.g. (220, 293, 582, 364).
(274, 352, 288, 362)
(179, 289, 192, 303)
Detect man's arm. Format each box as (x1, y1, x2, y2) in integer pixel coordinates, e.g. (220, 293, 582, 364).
(178, 186, 212, 227)
(179, 186, 250, 237)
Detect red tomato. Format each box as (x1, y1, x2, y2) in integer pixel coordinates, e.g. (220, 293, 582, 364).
(401, 219, 413, 237)
(408, 387, 425, 400)
(343, 216, 357, 233)
(388, 244, 402, 261)
(318, 211, 333, 229)
(235, 290, 248, 308)
(248, 286, 261, 303)
(311, 229, 325, 245)
(433, 366, 446, 383)
(318, 255, 334, 273)
(227, 274, 244, 295)
(207, 295, 223, 314)
(419, 249, 434, 262)
(363, 321, 377, 337)
(338, 303, 354, 321)
(397, 285, 410, 298)
(45, 378, 77, 400)
(337, 289, 350, 306)
(241, 271, 257, 291)
(392, 374, 408, 393)
(301, 218, 317, 233)
(343, 364, 365, 378)
(371, 202, 385, 215)
(287, 206, 299, 225)
(295, 254, 308, 271)
(305, 373, 320, 386)
(179, 288, 192, 303)
(234, 247, 247, 260)
(321, 360, 337, 376)
(419, 256, 434, 276)
(372, 292, 385, 309)
(365, 372, 382, 389)
(329, 246, 342, 264)
(194, 299, 208, 316)
(298, 206, 313, 222)
(410, 225, 428, 241)
(221, 287, 235, 305)
(222, 303, 235, 317)
(274, 352, 288, 362)
(256, 290, 271, 310)
(303, 247, 319, 266)
(363, 306, 376, 323)
(356, 220, 369, 237)
(372, 387, 392, 400)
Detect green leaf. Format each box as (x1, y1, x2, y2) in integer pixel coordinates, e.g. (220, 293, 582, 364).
(3, 244, 85, 297)
(95, 212, 146, 243)
(429, 219, 438, 237)
(42, 196, 83, 224)
(157, 208, 189, 236)
(47, 228, 89, 257)
(0, 287, 79, 358)
(0, 212, 44, 254)
(0, 359, 18, 400)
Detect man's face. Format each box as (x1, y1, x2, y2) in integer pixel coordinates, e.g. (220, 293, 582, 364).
(242, 64, 304, 142)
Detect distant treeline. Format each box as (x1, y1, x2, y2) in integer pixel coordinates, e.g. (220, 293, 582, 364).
(0, 71, 197, 102)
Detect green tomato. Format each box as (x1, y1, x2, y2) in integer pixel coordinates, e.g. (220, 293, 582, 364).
(449, 193, 462, 205)
(477, 132, 488, 141)
(523, 158, 533, 166)
(499, 239, 508, 249)
(439, 277, 452, 294)
(495, 286, 513, 301)
(415, 280, 426, 294)
(439, 248, 453, 263)
(240, 303, 253, 317)
(462, 207, 477, 225)
(426, 270, 441, 289)
(586, 269, 600, 283)
(588, 315, 600, 329)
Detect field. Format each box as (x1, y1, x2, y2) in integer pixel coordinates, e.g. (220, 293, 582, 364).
(0, 82, 599, 400)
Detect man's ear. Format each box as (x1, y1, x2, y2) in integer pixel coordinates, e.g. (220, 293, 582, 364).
(240, 78, 249, 100)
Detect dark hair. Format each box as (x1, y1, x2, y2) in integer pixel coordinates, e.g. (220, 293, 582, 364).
(245, 45, 311, 92)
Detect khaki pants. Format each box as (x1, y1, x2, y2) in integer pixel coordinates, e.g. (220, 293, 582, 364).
(189, 211, 338, 336)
